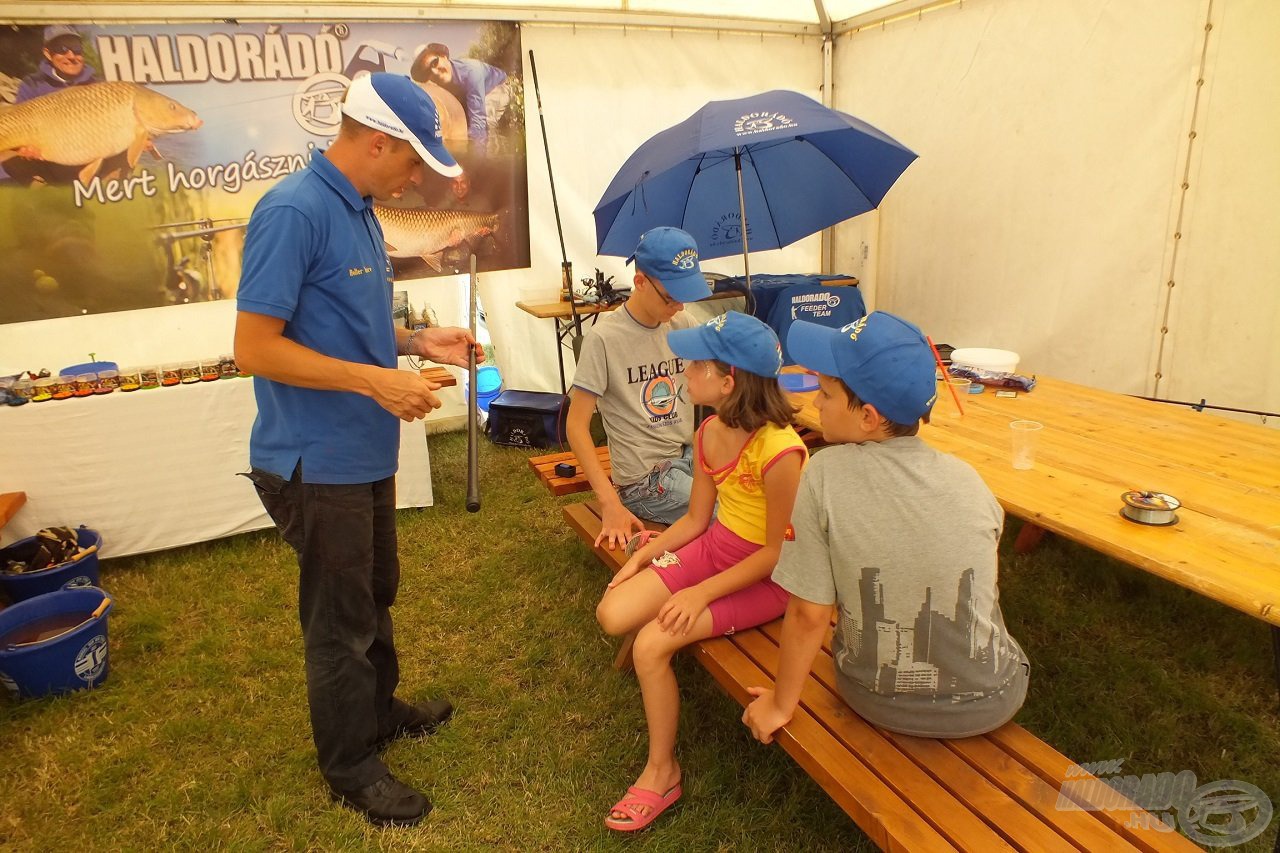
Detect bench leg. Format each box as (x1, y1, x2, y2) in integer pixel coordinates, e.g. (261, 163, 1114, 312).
(613, 631, 637, 672)
(1272, 626, 1280, 705)
(1014, 522, 1048, 554)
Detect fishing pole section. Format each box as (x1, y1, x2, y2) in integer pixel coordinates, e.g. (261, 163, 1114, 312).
(527, 50, 584, 365)
(465, 253, 482, 513)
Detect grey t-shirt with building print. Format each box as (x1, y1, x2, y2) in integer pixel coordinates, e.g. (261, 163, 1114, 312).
(772, 436, 1028, 738)
(571, 307, 695, 487)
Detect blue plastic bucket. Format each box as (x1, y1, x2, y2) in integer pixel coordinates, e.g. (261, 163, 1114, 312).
(0, 585, 113, 698)
(0, 527, 102, 602)
(464, 365, 504, 414)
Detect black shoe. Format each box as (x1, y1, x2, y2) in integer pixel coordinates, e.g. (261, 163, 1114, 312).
(377, 698, 454, 750)
(330, 772, 431, 827)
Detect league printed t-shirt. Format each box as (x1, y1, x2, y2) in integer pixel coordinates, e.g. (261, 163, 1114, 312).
(773, 437, 1029, 737)
(572, 307, 695, 487)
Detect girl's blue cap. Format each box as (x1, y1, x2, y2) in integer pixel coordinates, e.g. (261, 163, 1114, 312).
(668, 311, 782, 376)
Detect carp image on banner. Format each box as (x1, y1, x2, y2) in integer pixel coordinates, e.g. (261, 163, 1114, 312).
(0, 82, 202, 185)
(375, 205, 499, 274)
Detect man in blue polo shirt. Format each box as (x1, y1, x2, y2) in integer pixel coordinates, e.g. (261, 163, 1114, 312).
(234, 73, 483, 827)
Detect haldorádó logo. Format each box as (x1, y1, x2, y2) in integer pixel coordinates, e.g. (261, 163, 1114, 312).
(734, 111, 798, 137)
(672, 248, 698, 270)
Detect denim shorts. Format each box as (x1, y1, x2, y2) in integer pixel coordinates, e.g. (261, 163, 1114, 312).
(616, 445, 693, 526)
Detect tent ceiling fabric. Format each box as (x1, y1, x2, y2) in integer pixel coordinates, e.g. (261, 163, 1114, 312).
(2, 1, 904, 29)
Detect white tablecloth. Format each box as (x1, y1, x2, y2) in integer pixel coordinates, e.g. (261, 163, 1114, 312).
(0, 378, 433, 557)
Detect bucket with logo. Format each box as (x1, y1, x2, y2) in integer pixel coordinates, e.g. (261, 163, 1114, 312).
(0, 526, 102, 602)
(0, 584, 114, 699)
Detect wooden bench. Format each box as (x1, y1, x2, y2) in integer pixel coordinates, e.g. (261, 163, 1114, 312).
(531, 425, 827, 497)
(564, 500, 1200, 852)
(530, 447, 610, 496)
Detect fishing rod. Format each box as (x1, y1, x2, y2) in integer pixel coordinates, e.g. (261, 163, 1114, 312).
(528, 50, 583, 359)
(466, 253, 481, 513)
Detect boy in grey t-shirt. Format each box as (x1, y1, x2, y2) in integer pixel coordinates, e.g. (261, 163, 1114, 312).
(566, 227, 712, 549)
(743, 311, 1028, 741)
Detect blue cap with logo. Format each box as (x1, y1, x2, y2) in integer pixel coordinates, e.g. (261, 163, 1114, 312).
(786, 311, 937, 424)
(342, 73, 461, 178)
(668, 311, 783, 377)
(627, 226, 712, 303)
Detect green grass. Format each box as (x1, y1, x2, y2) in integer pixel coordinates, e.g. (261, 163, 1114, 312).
(1, 431, 1277, 850)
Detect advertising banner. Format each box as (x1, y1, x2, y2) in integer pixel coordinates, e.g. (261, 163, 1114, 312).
(0, 20, 529, 324)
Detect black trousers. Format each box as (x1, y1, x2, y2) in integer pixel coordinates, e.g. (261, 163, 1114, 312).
(249, 465, 401, 791)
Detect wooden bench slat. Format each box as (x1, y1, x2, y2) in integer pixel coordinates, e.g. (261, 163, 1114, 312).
(943, 735, 1146, 853)
(883, 730, 1078, 853)
(729, 628, 1021, 852)
(530, 446, 610, 496)
(985, 727, 1203, 853)
(692, 635, 960, 852)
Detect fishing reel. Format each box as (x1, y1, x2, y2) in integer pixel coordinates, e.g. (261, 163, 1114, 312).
(579, 268, 629, 305)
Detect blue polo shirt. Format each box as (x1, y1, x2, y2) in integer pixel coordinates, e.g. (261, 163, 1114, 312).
(237, 152, 399, 484)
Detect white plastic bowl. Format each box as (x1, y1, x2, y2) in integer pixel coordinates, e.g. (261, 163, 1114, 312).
(950, 347, 1020, 374)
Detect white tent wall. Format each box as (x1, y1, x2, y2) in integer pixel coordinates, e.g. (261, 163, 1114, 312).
(0, 10, 825, 409)
(831, 0, 1279, 424)
(485, 23, 823, 394)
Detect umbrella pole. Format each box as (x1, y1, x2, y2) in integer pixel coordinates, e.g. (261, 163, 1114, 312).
(734, 148, 754, 311)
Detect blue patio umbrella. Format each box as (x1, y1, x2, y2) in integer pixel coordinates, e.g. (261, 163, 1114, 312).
(593, 90, 917, 287)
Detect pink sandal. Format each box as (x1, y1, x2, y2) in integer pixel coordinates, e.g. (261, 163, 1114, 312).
(603, 783, 682, 832)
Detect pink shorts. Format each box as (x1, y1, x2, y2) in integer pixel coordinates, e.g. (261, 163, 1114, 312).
(650, 520, 789, 636)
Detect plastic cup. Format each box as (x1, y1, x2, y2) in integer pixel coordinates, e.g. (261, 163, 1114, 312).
(31, 377, 55, 402)
(179, 361, 200, 384)
(118, 367, 142, 391)
(199, 359, 221, 381)
(218, 354, 238, 379)
(12, 377, 34, 400)
(161, 364, 181, 387)
(74, 372, 97, 397)
(95, 369, 119, 393)
(945, 378, 971, 416)
(1010, 420, 1043, 470)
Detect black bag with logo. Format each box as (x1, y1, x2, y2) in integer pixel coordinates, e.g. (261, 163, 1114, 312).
(486, 390, 568, 449)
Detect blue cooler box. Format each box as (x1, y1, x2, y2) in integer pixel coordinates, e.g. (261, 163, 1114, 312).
(486, 390, 568, 449)
(714, 274, 866, 365)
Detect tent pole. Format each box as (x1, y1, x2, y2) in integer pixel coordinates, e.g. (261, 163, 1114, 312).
(735, 147, 751, 294)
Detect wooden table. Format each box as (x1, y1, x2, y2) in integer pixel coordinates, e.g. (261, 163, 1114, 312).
(788, 371, 1280, 680)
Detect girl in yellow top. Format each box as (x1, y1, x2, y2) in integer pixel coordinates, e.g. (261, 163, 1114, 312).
(596, 311, 808, 832)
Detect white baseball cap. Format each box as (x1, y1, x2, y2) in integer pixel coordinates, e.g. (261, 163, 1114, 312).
(341, 73, 461, 178)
